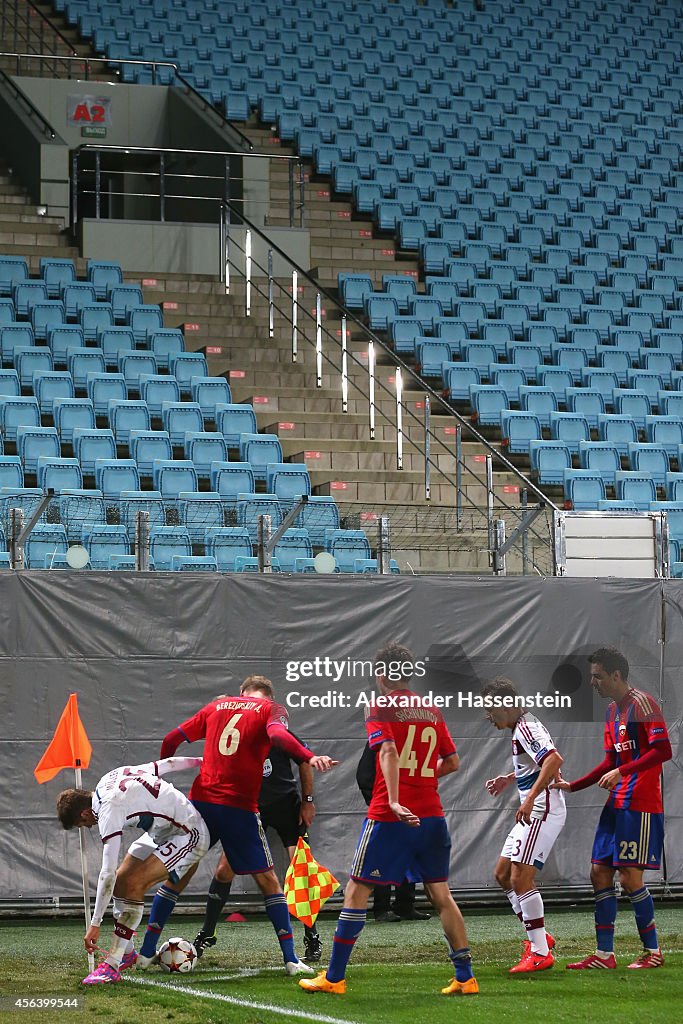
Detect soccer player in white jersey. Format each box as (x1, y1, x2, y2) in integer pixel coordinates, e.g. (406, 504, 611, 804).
(483, 677, 567, 974)
(57, 756, 208, 986)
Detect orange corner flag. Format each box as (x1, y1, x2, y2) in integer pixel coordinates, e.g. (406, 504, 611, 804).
(284, 837, 339, 928)
(34, 694, 92, 784)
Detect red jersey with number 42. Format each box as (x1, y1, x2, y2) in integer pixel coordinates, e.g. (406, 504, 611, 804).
(365, 689, 457, 822)
(177, 695, 290, 811)
(605, 687, 669, 813)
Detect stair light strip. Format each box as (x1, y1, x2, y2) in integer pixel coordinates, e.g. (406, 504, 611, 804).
(267, 249, 274, 338)
(341, 315, 348, 413)
(424, 395, 431, 500)
(368, 341, 376, 441)
(291, 270, 298, 362)
(395, 367, 403, 471)
(315, 293, 323, 388)
(245, 229, 252, 317)
(224, 215, 230, 295)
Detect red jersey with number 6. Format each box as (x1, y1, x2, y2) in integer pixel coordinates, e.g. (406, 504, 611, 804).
(365, 689, 457, 822)
(175, 695, 290, 811)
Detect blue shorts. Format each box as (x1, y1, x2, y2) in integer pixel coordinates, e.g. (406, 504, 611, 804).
(192, 801, 273, 875)
(591, 803, 664, 870)
(350, 817, 451, 887)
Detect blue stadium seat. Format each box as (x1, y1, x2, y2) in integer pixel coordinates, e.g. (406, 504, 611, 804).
(41, 259, 76, 299)
(0, 256, 28, 296)
(565, 387, 606, 430)
(273, 528, 313, 572)
(549, 412, 591, 455)
(178, 491, 225, 541)
(118, 490, 166, 539)
(215, 404, 257, 447)
(94, 459, 140, 499)
(0, 368, 19, 397)
(84, 524, 130, 570)
(183, 432, 229, 479)
(578, 441, 620, 487)
(615, 471, 657, 509)
(24, 524, 68, 569)
(266, 463, 311, 512)
(129, 305, 164, 344)
(80, 303, 115, 343)
(32, 302, 65, 341)
(86, 372, 126, 417)
(52, 398, 96, 444)
(107, 399, 151, 445)
(325, 528, 371, 573)
(149, 526, 192, 571)
(58, 488, 107, 543)
(139, 375, 180, 417)
(627, 443, 670, 487)
(36, 455, 83, 494)
(469, 385, 509, 427)
(237, 493, 283, 541)
(0, 396, 40, 442)
(67, 347, 105, 390)
(206, 527, 253, 572)
(239, 433, 283, 481)
(152, 460, 199, 499)
(563, 469, 606, 511)
(0, 456, 23, 489)
(118, 352, 158, 392)
(443, 363, 481, 401)
(528, 441, 572, 486)
(14, 347, 52, 388)
(170, 353, 209, 396)
(110, 285, 144, 322)
(128, 429, 172, 480)
(16, 425, 60, 474)
(72, 428, 117, 476)
(1, 324, 34, 365)
(98, 326, 135, 369)
(500, 411, 542, 454)
(191, 377, 232, 423)
(34, 371, 74, 415)
(159, 402, 203, 446)
(87, 260, 123, 300)
(519, 385, 558, 429)
(149, 328, 185, 371)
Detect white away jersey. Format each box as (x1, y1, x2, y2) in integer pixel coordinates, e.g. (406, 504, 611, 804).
(91, 761, 200, 845)
(511, 714, 565, 816)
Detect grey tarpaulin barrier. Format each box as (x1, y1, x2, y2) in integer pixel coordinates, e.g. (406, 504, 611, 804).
(1, 573, 680, 902)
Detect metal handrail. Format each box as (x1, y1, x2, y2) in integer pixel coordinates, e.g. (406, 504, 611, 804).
(219, 197, 558, 514)
(22, 0, 78, 56)
(71, 144, 305, 227)
(0, 51, 255, 152)
(0, 66, 56, 138)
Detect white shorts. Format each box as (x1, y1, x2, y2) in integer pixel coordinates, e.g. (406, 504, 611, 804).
(128, 815, 210, 883)
(501, 805, 567, 868)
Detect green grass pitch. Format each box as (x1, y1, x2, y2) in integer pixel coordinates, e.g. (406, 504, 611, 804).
(0, 906, 680, 1024)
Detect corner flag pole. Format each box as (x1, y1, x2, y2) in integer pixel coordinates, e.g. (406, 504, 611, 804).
(74, 758, 95, 974)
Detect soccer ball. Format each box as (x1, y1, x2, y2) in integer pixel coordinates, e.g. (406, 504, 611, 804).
(157, 937, 198, 974)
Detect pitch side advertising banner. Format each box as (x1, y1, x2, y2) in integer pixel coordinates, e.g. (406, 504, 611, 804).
(1, 574, 680, 899)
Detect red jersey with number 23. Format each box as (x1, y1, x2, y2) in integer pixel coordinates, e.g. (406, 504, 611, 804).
(365, 689, 457, 822)
(176, 695, 290, 811)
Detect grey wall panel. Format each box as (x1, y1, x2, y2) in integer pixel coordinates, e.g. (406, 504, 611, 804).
(1, 574, 680, 900)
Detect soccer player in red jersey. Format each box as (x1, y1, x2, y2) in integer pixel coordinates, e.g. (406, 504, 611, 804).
(553, 647, 672, 970)
(300, 642, 478, 997)
(141, 675, 336, 975)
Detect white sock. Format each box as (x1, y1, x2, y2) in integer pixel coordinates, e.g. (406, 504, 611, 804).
(596, 950, 613, 959)
(106, 898, 144, 969)
(505, 888, 524, 927)
(519, 889, 549, 956)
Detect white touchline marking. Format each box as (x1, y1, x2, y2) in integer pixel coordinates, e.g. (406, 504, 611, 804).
(125, 975, 360, 1024)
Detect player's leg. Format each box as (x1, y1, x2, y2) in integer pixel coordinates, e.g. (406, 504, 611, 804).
(509, 862, 552, 968)
(423, 880, 478, 994)
(495, 851, 525, 930)
(251, 866, 311, 972)
(300, 819, 408, 994)
(616, 810, 665, 968)
(134, 817, 210, 965)
(195, 852, 236, 956)
(300, 877, 372, 993)
(567, 803, 618, 969)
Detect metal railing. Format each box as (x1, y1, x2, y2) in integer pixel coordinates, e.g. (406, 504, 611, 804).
(0, 64, 55, 138)
(0, 0, 78, 78)
(218, 199, 559, 575)
(70, 144, 305, 229)
(0, 51, 255, 153)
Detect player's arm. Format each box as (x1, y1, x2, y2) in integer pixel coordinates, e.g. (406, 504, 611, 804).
(298, 761, 315, 828)
(552, 750, 617, 792)
(517, 750, 563, 824)
(598, 740, 673, 791)
(267, 709, 336, 771)
(437, 753, 460, 778)
(485, 771, 515, 796)
(378, 740, 420, 827)
(154, 756, 203, 776)
(84, 835, 121, 952)
(160, 726, 193, 758)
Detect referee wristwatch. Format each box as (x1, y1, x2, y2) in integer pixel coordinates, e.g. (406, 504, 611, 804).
(303, 795, 314, 802)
